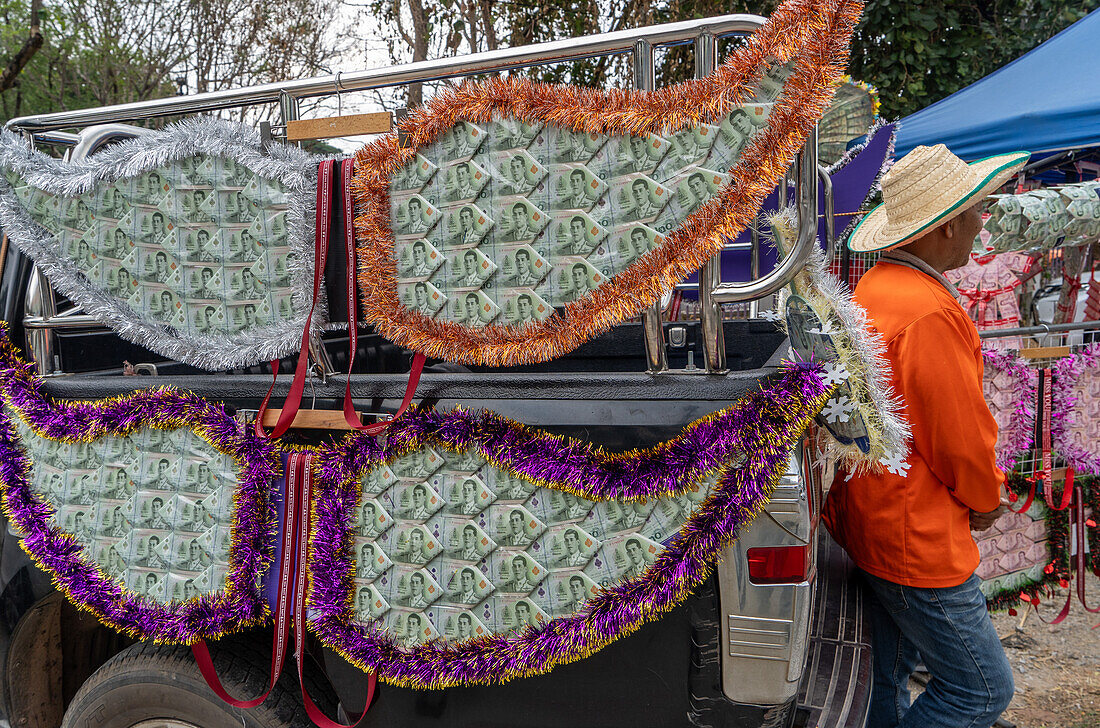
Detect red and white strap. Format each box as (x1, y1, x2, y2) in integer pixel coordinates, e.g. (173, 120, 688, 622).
(192, 452, 301, 707)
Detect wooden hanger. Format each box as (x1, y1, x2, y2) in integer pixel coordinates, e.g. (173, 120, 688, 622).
(285, 72, 393, 142)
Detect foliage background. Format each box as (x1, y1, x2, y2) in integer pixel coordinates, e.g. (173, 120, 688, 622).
(0, 1, 1097, 126)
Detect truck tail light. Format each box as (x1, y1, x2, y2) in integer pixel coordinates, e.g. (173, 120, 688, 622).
(746, 545, 810, 584)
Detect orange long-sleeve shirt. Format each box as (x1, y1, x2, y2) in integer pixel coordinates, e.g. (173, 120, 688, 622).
(821, 260, 1004, 587)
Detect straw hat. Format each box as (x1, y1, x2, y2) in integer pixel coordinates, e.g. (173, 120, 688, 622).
(847, 144, 1029, 253)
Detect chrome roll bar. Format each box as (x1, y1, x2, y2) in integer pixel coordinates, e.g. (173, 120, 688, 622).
(12, 12, 819, 376)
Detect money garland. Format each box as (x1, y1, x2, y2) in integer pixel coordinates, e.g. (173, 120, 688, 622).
(1052, 342, 1100, 475)
(769, 210, 910, 476)
(0, 328, 279, 642)
(982, 348, 1037, 472)
(353, 0, 863, 366)
(978, 181, 1100, 254)
(0, 118, 324, 370)
(0, 322, 832, 683)
(308, 361, 831, 688)
(984, 473, 1100, 613)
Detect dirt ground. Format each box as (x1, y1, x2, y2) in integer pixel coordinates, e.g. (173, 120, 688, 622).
(988, 574, 1100, 728)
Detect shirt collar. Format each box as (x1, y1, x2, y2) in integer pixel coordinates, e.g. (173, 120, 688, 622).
(879, 249, 960, 301)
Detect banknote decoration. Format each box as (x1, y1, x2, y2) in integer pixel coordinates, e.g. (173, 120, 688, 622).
(0, 118, 321, 370)
(355, 0, 863, 366)
(0, 329, 277, 642)
(341, 445, 718, 647)
(0, 323, 833, 683)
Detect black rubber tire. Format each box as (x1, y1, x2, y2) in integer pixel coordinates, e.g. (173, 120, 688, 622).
(61, 636, 338, 728)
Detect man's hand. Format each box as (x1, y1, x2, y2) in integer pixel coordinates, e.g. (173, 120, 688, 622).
(969, 501, 1008, 532)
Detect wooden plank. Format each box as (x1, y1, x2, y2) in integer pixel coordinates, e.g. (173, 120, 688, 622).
(1019, 346, 1071, 360)
(286, 112, 392, 141)
(260, 408, 356, 430)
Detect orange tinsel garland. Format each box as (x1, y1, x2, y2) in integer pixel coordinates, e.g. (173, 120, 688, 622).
(353, 0, 865, 367)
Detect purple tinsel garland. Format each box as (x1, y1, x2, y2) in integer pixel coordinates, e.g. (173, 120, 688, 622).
(1053, 342, 1100, 475)
(0, 324, 832, 683)
(983, 347, 1037, 472)
(0, 329, 279, 643)
(308, 362, 831, 688)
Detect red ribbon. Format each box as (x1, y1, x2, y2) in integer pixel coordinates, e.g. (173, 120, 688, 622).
(254, 159, 336, 440)
(194, 453, 377, 724)
(192, 452, 302, 707)
(339, 157, 425, 433)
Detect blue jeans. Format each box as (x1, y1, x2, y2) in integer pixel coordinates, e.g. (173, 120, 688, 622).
(861, 570, 1014, 728)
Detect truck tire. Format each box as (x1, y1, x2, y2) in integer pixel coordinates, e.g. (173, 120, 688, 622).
(61, 638, 338, 728)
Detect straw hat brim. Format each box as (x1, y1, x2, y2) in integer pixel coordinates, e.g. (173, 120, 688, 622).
(847, 151, 1030, 254)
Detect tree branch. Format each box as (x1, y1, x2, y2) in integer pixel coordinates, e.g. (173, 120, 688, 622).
(0, 0, 44, 94)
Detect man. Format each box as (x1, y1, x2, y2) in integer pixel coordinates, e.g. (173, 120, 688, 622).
(358, 501, 381, 538)
(411, 281, 432, 314)
(453, 525, 482, 561)
(154, 291, 175, 322)
(563, 575, 589, 612)
(407, 484, 433, 520)
(504, 509, 531, 547)
(357, 543, 380, 579)
(409, 240, 433, 277)
(356, 586, 373, 615)
(512, 248, 542, 286)
(235, 268, 265, 299)
(512, 600, 534, 627)
(141, 535, 165, 568)
(455, 206, 479, 245)
(560, 216, 592, 256)
(505, 154, 530, 194)
(152, 458, 174, 490)
(514, 294, 537, 325)
(192, 267, 215, 299)
(147, 496, 171, 529)
(626, 179, 658, 221)
(561, 169, 591, 209)
(625, 136, 652, 173)
(824, 144, 1026, 728)
(458, 250, 483, 287)
(183, 540, 205, 571)
(403, 572, 432, 609)
(506, 202, 532, 241)
(452, 567, 481, 604)
(555, 528, 588, 567)
(450, 162, 478, 200)
(686, 172, 710, 210)
(623, 538, 649, 579)
(403, 613, 425, 646)
(501, 554, 532, 593)
(448, 121, 476, 157)
(404, 198, 429, 235)
(627, 228, 649, 262)
(455, 612, 476, 640)
(452, 479, 482, 516)
(402, 528, 430, 565)
(462, 292, 485, 327)
(568, 263, 591, 301)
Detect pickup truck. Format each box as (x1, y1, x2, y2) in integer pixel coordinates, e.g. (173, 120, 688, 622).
(0, 12, 871, 728)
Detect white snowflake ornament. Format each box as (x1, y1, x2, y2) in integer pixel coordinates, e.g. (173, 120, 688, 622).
(879, 450, 911, 476)
(821, 395, 855, 423)
(822, 361, 851, 387)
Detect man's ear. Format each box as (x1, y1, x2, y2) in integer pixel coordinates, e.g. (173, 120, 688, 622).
(941, 216, 956, 239)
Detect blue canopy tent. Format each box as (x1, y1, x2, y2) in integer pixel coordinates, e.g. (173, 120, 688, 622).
(895, 8, 1100, 161)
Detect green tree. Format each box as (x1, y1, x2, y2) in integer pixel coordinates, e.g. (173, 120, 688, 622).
(0, 0, 343, 126)
(350, 0, 1095, 120)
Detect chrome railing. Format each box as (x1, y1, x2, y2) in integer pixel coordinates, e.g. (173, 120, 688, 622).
(9, 12, 818, 375)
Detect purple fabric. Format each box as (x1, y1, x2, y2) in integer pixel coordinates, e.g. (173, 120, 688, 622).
(682, 122, 896, 292)
(306, 362, 831, 688)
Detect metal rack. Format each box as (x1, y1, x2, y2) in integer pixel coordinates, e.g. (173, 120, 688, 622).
(6, 13, 819, 376)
